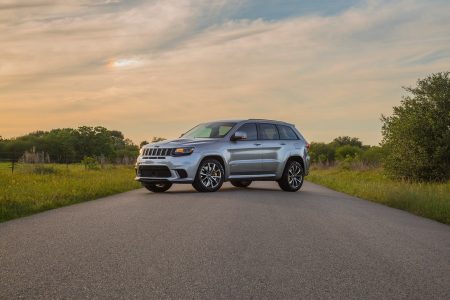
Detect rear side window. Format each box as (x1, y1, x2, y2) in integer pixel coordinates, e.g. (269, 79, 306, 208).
(258, 123, 279, 140)
(236, 123, 257, 140)
(277, 125, 298, 140)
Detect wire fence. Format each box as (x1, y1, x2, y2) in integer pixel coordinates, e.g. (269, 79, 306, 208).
(0, 152, 18, 174)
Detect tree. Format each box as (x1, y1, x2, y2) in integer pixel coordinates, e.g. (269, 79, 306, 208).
(140, 141, 149, 148)
(381, 72, 450, 181)
(309, 142, 335, 164)
(332, 136, 363, 148)
(151, 137, 166, 143)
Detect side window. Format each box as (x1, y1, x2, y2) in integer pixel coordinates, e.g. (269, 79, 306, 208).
(236, 123, 257, 141)
(277, 125, 298, 140)
(258, 123, 279, 140)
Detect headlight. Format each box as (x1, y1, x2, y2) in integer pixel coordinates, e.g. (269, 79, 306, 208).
(173, 147, 194, 156)
(139, 148, 144, 155)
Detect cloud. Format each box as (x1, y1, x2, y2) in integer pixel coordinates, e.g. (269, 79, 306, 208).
(0, 1, 54, 10)
(0, 0, 449, 144)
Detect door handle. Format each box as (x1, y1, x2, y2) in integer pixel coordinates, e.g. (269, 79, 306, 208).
(280, 143, 286, 145)
(254, 143, 261, 146)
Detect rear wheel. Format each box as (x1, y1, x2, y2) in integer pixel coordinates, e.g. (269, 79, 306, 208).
(230, 180, 252, 188)
(278, 160, 304, 192)
(143, 182, 172, 193)
(192, 159, 225, 192)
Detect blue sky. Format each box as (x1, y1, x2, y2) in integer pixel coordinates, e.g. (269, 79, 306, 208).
(1, 0, 449, 144)
(231, 0, 361, 19)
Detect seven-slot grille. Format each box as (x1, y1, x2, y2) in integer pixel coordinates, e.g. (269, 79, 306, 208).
(142, 148, 174, 157)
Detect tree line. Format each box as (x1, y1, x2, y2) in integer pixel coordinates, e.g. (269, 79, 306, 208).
(0, 126, 139, 164)
(309, 136, 384, 168)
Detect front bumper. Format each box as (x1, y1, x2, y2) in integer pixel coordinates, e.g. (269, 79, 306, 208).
(135, 153, 201, 183)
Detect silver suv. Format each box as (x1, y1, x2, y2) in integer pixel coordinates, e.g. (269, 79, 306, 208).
(135, 119, 310, 193)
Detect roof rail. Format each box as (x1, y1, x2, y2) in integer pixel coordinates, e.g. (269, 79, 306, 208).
(247, 118, 289, 123)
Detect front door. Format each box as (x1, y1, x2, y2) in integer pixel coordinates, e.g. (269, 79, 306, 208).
(227, 123, 262, 176)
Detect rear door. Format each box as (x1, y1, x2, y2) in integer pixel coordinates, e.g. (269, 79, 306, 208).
(227, 123, 262, 176)
(257, 123, 285, 174)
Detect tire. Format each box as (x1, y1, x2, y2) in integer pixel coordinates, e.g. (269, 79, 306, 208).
(278, 160, 304, 192)
(192, 159, 225, 192)
(230, 180, 252, 188)
(143, 182, 172, 193)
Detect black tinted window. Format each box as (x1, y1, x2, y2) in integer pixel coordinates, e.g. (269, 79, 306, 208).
(236, 123, 257, 140)
(277, 125, 298, 140)
(258, 123, 279, 140)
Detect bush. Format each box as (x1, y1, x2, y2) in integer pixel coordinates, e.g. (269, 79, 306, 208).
(33, 165, 59, 175)
(335, 145, 363, 161)
(309, 142, 335, 164)
(339, 155, 355, 170)
(81, 156, 99, 170)
(381, 72, 450, 181)
(361, 146, 384, 167)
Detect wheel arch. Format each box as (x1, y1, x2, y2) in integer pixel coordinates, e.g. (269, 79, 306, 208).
(200, 154, 226, 174)
(285, 155, 305, 172)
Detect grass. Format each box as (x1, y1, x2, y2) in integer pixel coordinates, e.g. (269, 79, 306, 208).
(2, 163, 449, 225)
(0, 163, 141, 222)
(307, 167, 450, 225)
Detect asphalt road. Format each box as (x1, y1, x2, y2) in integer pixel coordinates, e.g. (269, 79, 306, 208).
(1, 181, 449, 299)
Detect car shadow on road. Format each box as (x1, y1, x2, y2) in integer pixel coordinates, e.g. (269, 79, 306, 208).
(148, 186, 287, 194)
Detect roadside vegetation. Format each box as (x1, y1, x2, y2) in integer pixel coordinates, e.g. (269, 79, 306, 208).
(0, 126, 166, 165)
(308, 168, 450, 225)
(308, 72, 450, 225)
(0, 163, 140, 222)
(0, 127, 166, 223)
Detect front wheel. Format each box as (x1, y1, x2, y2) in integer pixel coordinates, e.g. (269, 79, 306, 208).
(278, 160, 304, 192)
(230, 180, 252, 188)
(143, 182, 172, 193)
(192, 159, 225, 192)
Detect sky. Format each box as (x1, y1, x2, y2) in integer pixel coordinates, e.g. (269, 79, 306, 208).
(1, 0, 450, 145)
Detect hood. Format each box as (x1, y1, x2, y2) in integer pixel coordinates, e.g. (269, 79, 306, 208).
(144, 138, 217, 148)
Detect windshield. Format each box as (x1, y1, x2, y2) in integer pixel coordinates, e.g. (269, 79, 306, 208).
(182, 122, 236, 139)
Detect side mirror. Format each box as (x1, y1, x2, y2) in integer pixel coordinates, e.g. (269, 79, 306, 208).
(231, 131, 247, 141)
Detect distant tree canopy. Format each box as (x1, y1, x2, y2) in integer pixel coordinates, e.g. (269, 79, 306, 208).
(151, 137, 166, 143)
(140, 137, 166, 148)
(0, 126, 139, 163)
(381, 72, 450, 181)
(309, 136, 382, 167)
(332, 136, 363, 148)
(140, 141, 149, 148)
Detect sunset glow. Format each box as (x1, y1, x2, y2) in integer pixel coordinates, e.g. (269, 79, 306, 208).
(1, 0, 449, 144)
(109, 58, 141, 69)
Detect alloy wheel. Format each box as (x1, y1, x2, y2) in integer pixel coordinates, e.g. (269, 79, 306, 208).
(288, 163, 303, 189)
(199, 162, 222, 189)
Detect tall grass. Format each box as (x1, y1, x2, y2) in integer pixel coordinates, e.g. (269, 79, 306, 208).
(307, 167, 450, 225)
(0, 163, 141, 222)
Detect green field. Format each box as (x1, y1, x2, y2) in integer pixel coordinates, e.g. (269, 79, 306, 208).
(307, 167, 450, 225)
(0, 163, 141, 222)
